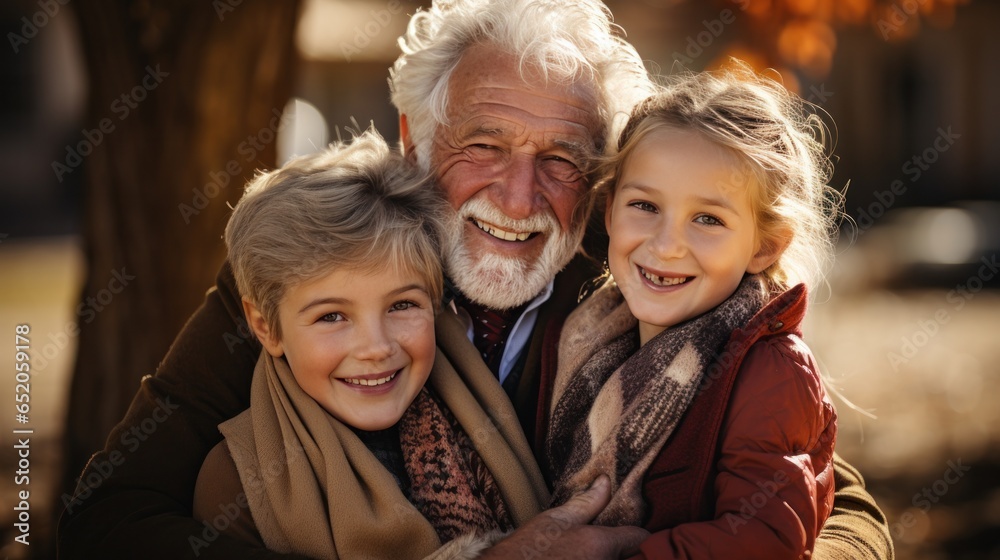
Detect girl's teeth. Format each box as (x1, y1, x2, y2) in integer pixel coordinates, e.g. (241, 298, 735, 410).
(642, 268, 688, 286)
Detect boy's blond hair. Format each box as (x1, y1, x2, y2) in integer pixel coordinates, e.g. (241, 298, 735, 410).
(225, 129, 447, 338)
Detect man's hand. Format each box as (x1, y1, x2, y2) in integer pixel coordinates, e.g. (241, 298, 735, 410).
(481, 476, 649, 560)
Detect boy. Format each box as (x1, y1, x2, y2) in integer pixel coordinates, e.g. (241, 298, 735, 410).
(193, 130, 547, 559)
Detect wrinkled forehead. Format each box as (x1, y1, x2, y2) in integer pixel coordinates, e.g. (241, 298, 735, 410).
(445, 44, 604, 144)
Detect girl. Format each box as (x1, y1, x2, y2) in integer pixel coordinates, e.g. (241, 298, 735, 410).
(193, 130, 548, 559)
(545, 66, 841, 558)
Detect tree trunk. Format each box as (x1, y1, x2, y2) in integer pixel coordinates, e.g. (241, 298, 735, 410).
(61, 0, 301, 502)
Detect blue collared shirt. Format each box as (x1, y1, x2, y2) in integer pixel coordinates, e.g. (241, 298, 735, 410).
(452, 280, 555, 385)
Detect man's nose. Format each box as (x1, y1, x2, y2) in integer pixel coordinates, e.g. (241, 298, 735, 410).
(493, 153, 542, 221)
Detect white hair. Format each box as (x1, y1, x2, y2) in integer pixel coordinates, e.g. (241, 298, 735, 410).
(389, 0, 654, 167)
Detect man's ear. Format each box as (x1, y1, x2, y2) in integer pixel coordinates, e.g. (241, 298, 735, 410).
(399, 114, 416, 161)
(747, 231, 791, 274)
(242, 298, 283, 357)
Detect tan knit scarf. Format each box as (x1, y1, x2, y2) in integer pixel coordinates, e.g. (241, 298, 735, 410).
(220, 313, 548, 559)
(546, 274, 767, 526)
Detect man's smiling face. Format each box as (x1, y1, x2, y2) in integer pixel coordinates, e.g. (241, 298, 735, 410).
(429, 44, 601, 309)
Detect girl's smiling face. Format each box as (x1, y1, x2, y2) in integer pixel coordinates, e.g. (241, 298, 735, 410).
(605, 127, 779, 345)
(246, 265, 436, 431)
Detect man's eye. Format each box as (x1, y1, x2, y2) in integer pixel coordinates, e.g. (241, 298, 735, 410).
(540, 157, 582, 184)
(694, 214, 724, 226)
(628, 201, 657, 213)
(467, 144, 500, 154)
(319, 312, 344, 323)
(465, 144, 504, 162)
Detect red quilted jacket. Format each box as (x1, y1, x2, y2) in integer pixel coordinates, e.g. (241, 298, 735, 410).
(538, 284, 837, 559)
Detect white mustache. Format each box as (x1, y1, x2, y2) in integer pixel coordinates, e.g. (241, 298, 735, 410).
(457, 197, 555, 234)
(442, 195, 584, 310)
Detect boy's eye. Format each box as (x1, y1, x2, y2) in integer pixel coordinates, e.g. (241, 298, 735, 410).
(694, 214, 724, 226)
(319, 312, 344, 323)
(628, 200, 657, 213)
(390, 300, 418, 312)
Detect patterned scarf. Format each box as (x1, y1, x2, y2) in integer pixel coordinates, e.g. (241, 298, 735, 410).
(220, 351, 513, 559)
(400, 387, 513, 542)
(546, 274, 767, 526)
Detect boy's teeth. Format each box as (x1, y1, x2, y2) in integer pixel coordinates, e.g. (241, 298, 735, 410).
(346, 371, 397, 386)
(473, 218, 531, 242)
(642, 268, 688, 286)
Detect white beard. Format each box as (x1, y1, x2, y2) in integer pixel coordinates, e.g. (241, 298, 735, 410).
(442, 197, 584, 310)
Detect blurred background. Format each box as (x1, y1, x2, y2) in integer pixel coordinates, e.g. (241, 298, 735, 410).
(0, 0, 997, 558)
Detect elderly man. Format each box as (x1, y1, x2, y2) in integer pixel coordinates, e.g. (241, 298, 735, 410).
(59, 1, 892, 558)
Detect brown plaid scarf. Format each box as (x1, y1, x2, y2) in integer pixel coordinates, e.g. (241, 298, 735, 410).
(546, 274, 767, 526)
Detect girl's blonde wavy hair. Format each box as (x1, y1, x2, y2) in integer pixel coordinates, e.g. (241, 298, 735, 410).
(602, 63, 844, 294)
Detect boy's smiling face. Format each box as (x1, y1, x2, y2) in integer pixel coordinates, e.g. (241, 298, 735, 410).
(246, 265, 436, 431)
(606, 127, 779, 345)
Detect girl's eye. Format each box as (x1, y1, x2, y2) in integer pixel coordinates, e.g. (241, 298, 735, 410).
(390, 300, 418, 312)
(695, 214, 724, 226)
(319, 312, 344, 323)
(628, 200, 657, 213)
